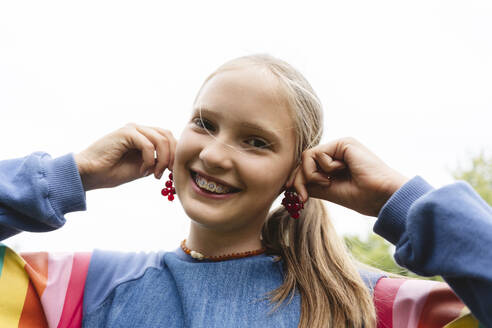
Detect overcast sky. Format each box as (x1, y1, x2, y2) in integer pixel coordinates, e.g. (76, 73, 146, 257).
(1, 0, 491, 252)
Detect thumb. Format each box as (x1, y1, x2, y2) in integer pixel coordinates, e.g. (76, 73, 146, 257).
(305, 168, 353, 203)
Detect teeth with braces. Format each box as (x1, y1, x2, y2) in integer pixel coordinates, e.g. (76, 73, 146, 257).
(195, 174, 232, 194)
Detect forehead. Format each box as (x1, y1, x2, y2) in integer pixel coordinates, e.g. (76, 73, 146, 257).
(194, 68, 295, 135)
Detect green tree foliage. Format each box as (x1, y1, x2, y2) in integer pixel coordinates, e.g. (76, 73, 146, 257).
(344, 151, 492, 280)
(344, 234, 442, 281)
(344, 234, 401, 275)
(453, 152, 492, 206)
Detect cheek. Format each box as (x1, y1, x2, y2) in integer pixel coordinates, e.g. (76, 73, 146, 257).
(174, 130, 200, 166)
(239, 157, 289, 194)
(173, 131, 201, 186)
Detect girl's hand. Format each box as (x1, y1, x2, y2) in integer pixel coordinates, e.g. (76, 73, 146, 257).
(74, 123, 177, 191)
(289, 137, 409, 217)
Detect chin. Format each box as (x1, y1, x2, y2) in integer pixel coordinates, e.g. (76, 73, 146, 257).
(183, 206, 236, 230)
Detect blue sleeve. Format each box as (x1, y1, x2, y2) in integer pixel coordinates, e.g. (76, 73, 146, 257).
(0, 152, 86, 240)
(374, 176, 492, 325)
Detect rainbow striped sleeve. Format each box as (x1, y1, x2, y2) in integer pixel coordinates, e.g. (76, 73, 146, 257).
(0, 244, 91, 328)
(374, 277, 483, 328)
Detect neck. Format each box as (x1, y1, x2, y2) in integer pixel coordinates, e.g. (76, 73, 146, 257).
(186, 221, 264, 257)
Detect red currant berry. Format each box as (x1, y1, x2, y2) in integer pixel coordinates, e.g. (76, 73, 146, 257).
(165, 180, 173, 188)
(171, 187, 176, 194)
(168, 194, 174, 201)
(291, 212, 300, 219)
(161, 188, 169, 196)
(169, 172, 173, 180)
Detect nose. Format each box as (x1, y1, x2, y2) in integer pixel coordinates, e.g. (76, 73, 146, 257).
(199, 139, 234, 171)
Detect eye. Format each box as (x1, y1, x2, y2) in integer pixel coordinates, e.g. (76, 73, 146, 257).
(245, 138, 270, 149)
(192, 117, 215, 132)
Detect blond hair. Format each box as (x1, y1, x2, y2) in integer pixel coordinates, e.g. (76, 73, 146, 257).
(198, 54, 376, 328)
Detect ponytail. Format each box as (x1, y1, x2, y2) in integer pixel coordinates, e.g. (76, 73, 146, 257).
(261, 198, 376, 328)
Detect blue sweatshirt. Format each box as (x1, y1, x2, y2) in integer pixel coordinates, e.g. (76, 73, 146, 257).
(0, 152, 490, 327)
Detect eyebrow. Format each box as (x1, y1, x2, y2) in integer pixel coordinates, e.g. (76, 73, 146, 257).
(193, 107, 282, 145)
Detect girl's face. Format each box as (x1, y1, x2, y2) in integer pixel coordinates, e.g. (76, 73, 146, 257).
(174, 67, 297, 232)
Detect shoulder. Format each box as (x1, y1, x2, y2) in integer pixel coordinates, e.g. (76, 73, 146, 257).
(83, 249, 166, 315)
(357, 268, 385, 295)
(0, 245, 92, 328)
(373, 277, 478, 327)
(1, 246, 171, 327)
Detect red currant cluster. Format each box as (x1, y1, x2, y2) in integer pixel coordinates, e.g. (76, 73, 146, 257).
(281, 190, 304, 219)
(161, 172, 176, 201)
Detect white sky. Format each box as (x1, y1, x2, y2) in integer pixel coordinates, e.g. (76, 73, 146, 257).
(1, 0, 491, 252)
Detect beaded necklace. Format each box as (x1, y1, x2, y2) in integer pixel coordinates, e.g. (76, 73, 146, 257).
(180, 239, 267, 262)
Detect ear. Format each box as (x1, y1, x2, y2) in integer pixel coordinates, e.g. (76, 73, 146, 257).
(285, 165, 300, 189)
(277, 185, 286, 197)
(277, 166, 299, 196)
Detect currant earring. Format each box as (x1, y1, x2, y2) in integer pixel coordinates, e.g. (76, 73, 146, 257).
(161, 171, 176, 201)
(281, 189, 304, 219)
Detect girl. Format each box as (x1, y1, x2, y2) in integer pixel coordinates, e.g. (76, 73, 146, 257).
(0, 55, 489, 327)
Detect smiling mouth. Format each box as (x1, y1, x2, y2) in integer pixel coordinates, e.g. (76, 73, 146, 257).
(190, 170, 241, 195)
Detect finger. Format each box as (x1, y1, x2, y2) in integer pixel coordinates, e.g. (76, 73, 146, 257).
(311, 137, 361, 163)
(153, 127, 177, 172)
(124, 127, 157, 176)
(301, 151, 331, 184)
(292, 168, 309, 203)
(315, 152, 346, 173)
(136, 126, 170, 179)
(330, 161, 346, 171)
(305, 181, 335, 202)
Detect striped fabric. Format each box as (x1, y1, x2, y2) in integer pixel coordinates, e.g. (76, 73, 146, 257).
(374, 277, 482, 328)
(444, 308, 484, 328)
(0, 245, 90, 328)
(0, 245, 481, 327)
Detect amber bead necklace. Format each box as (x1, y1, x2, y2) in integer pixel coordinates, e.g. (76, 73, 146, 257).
(180, 239, 267, 262)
